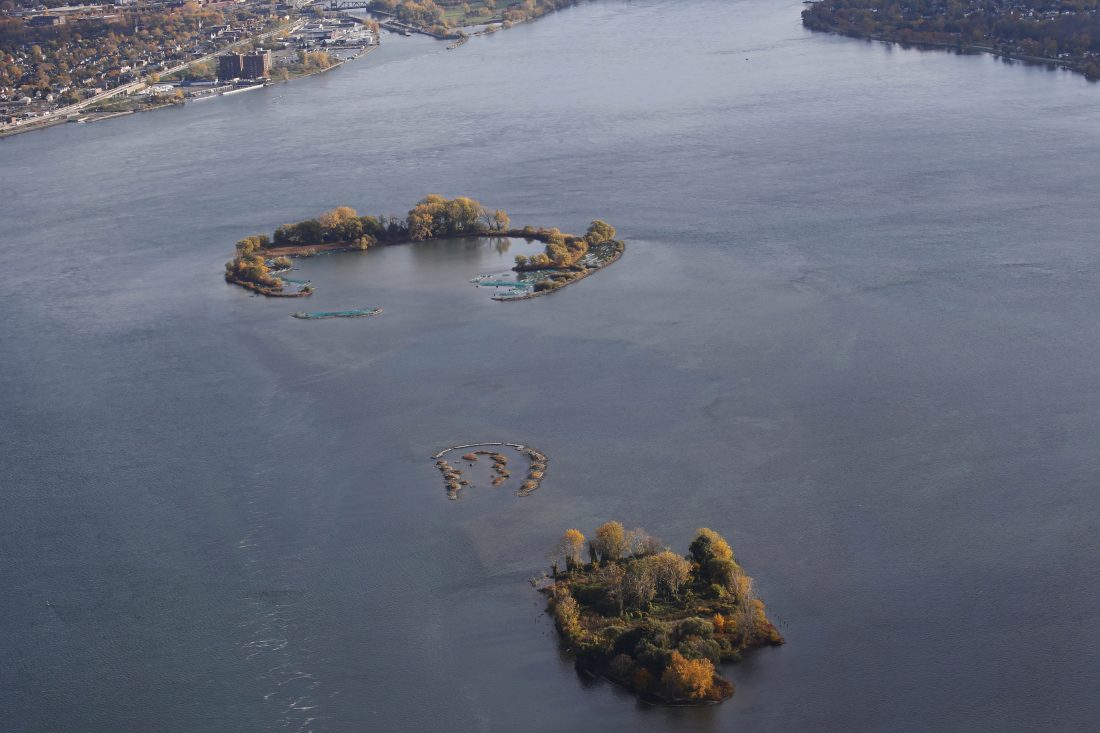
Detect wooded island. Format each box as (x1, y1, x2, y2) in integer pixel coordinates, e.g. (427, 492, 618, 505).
(224, 195, 623, 298)
(544, 523, 783, 705)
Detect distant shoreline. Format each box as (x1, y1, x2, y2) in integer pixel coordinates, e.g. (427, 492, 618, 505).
(0, 40, 378, 141)
(801, 7, 1100, 81)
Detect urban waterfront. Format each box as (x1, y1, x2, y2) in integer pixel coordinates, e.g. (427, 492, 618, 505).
(2, 0, 1099, 730)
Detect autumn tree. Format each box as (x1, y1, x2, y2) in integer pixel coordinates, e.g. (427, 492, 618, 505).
(406, 195, 487, 240)
(599, 562, 627, 615)
(689, 528, 748, 598)
(623, 559, 657, 610)
(585, 219, 616, 244)
(492, 209, 510, 231)
(317, 205, 358, 232)
(313, 206, 365, 242)
(544, 229, 570, 266)
(660, 651, 715, 701)
(689, 528, 734, 565)
(629, 528, 664, 557)
(235, 233, 269, 255)
(591, 520, 629, 563)
(650, 550, 692, 599)
(551, 586, 582, 640)
(556, 528, 586, 571)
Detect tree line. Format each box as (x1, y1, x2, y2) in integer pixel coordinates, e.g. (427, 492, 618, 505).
(261, 196, 512, 250)
(803, 0, 1100, 79)
(225, 195, 514, 289)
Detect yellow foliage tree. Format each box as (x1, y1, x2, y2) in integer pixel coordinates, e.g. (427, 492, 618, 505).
(557, 529, 586, 570)
(592, 520, 629, 562)
(552, 588, 582, 641)
(317, 206, 358, 231)
(660, 651, 715, 701)
(692, 528, 734, 563)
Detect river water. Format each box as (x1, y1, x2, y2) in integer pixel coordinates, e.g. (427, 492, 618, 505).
(2, 0, 1099, 730)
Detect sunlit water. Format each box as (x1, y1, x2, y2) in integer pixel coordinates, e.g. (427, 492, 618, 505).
(2, 1, 1099, 730)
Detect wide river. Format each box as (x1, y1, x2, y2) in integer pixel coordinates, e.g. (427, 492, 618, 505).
(2, 0, 1099, 730)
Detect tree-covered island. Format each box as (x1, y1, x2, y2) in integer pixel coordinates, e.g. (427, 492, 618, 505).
(224, 195, 624, 298)
(544, 523, 783, 705)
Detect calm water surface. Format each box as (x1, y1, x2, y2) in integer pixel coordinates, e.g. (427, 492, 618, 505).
(2, 1, 1099, 730)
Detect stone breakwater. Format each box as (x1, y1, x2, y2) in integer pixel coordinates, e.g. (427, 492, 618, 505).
(432, 442, 548, 500)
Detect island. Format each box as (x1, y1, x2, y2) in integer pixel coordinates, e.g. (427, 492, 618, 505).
(543, 523, 783, 705)
(803, 0, 1100, 80)
(431, 442, 547, 499)
(224, 195, 624, 299)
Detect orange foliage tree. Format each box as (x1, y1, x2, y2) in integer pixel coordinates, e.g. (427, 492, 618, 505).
(660, 651, 715, 701)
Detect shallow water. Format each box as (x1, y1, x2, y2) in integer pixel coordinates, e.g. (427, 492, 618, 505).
(2, 1, 1099, 731)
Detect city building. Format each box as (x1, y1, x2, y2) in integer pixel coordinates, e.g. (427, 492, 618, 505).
(242, 50, 272, 79)
(28, 15, 65, 26)
(217, 53, 243, 81)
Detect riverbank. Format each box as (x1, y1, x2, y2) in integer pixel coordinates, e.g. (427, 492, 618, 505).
(2, 1, 587, 141)
(381, 0, 588, 38)
(0, 29, 382, 141)
(801, 3, 1100, 80)
(0, 17, 308, 140)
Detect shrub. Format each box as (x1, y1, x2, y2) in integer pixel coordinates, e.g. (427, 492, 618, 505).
(608, 653, 637, 682)
(673, 617, 715, 642)
(677, 637, 722, 666)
